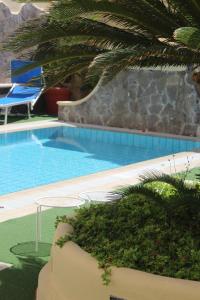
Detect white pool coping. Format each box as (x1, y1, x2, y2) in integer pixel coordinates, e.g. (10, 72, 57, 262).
(0, 120, 200, 222)
(1, 119, 200, 141)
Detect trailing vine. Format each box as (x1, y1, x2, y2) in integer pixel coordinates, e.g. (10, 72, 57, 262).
(55, 173, 200, 284)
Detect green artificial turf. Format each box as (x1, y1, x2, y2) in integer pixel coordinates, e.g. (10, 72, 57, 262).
(0, 257, 45, 300)
(0, 207, 75, 300)
(184, 167, 200, 181)
(0, 114, 56, 124)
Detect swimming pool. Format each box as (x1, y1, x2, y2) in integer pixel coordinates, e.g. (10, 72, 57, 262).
(0, 125, 200, 196)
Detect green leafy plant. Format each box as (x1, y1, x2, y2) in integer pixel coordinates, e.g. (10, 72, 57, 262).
(101, 265, 112, 285)
(56, 234, 72, 247)
(56, 172, 200, 284)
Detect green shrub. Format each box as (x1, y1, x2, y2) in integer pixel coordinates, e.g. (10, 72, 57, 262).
(56, 173, 200, 284)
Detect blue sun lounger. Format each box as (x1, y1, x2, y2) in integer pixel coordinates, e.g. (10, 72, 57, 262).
(0, 60, 44, 125)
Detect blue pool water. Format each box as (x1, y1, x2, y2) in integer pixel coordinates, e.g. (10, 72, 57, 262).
(0, 126, 200, 196)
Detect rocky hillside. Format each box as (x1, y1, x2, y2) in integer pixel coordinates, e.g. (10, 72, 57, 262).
(0, 2, 46, 82)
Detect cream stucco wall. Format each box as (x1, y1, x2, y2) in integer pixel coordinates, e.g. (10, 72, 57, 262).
(36, 223, 200, 300)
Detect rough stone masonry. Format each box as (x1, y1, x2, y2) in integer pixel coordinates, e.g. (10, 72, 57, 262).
(59, 69, 200, 137)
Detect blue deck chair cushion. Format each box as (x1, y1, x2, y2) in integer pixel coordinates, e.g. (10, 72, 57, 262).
(0, 59, 44, 124)
(0, 85, 42, 106)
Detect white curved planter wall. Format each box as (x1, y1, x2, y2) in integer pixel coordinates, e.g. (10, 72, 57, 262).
(37, 223, 200, 300)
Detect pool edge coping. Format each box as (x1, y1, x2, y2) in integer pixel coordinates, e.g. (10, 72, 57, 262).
(0, 150, 200, 222)
(0, 119, 200, 142)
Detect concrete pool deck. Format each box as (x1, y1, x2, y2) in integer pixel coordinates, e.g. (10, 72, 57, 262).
(0, 120, 200, 223)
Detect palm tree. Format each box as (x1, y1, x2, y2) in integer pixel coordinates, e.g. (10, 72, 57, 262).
(121, 171, 200, 228)
(5, 0, 200, 86)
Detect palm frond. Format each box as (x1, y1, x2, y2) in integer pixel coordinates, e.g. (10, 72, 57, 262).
(121, 184, 164, 205)
(87, 45, 198, 83)
(174, 27, 200, 50)
(6, 17, 157, 53)
(169, 0, 200, 27)
(5, 0, 200, 88)
(139, 170, 199, 196)
(43, 59, 92, 87)
(52, 0, 178, 36)
(12, 44, 102, 76)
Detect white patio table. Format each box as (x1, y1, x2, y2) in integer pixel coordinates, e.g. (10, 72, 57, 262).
(79, 191, 121, 203)
(35, 196, 85, 252)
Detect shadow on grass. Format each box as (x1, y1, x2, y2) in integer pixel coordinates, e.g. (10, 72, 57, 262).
(0, 257, 45, 300)
(0, 241, 50, 300)
(10, 241, 51, 258)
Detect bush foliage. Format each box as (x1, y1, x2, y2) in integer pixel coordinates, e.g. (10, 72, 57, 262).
(56, 173, 200, 283)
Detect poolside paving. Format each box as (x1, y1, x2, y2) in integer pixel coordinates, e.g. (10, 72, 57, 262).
(0, 120, 200, 222)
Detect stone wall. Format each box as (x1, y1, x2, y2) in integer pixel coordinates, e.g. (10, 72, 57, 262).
(59, 69, 200, 137)
(0, 2, 44, 83)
